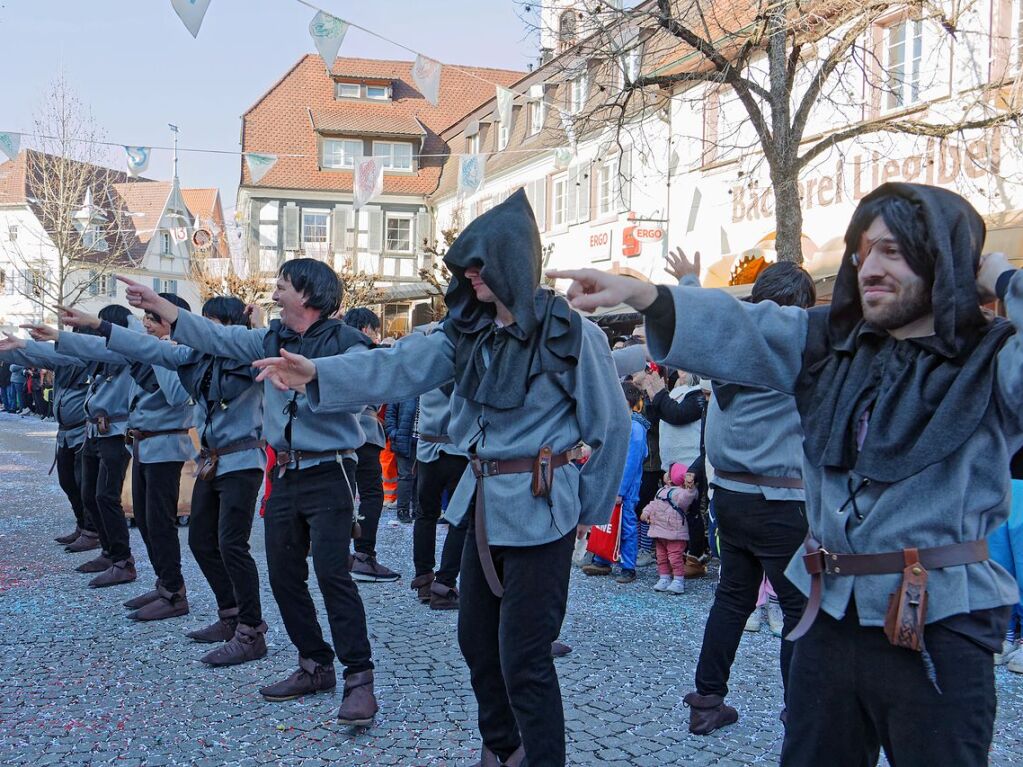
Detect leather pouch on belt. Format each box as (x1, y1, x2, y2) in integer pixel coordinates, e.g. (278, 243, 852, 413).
(196, 451, 218, 482)
(96, 414, 110, 436)
(531, 446, 554, 498)
(883, 548, 928, 652)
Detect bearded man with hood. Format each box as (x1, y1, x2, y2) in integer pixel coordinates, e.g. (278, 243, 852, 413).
(551, 183, 1023, 766)
(252, 189, 630, 767)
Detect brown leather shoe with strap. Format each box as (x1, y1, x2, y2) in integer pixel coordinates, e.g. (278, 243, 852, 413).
(128, 584, 188, 621)
(187, 607, 239, 643)
(337, 670, 378, 726)
(66, 531, 102, 553)
(201, 622, 268, 666)
(88, 558, 136, 587)
(410, 572, 434, 603)
(683, 692, 738, 735)
(260, 656, 336, 701)
(55, 527, 81, 545)
(76, 553, 112, 573)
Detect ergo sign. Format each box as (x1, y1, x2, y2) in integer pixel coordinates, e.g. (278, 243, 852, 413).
(622, 212, 663, 257)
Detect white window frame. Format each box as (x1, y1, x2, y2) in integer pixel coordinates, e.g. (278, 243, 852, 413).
(366, 85, 390, 100)
(322, 139, 363, 169)
(335, 82, 361, 99)
(372, 141, 414, 171)
(528, 100, 546, 135)
(7, 225, 17, 242)
(883, 18, 924, 111)
(301, 209, 330, 259)
(497, 121, 510, 151)
(617, 48, 642, 91)
(597, 160, 617, 217)
(159, 278, 178, 294)
(552, 173, 568, 229)
(384, 213, 413, 254)
(159, 231, 172, 255)
(569, 73, 588, 114)
(467, 132, 481, 155)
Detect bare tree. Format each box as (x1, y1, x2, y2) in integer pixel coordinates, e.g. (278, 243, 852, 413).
(1, 76, 133, 321)
(188, 256, 275, 310)
(337, 256, 383, 315)
(528, 0, 1023, 263)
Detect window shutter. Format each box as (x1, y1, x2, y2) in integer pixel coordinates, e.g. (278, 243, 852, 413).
(368, 208, 383, 252)
(618, 149, 632, 211)
(331, 204, 350, 252)
(566, 166, 578, 224)
(168, 280, 178, 295)
(153, 277, 161, 291)
(578, 163, 591, 223)
(88, 270, 99, 296)
(107, 274, 117, 296)
(246, 199, 260, 266)
(415, 211, 431, 250)
(283, 203, 299, 251)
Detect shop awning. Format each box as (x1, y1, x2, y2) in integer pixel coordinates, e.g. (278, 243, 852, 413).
(373, 281, 443, 303)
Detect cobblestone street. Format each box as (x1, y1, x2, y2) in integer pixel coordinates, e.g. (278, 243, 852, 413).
(1, 412, 1022, 766)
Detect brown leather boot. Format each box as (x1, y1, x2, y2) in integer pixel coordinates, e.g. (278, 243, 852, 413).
(67, 531, 102, 554)
(683, 692, 738, 735)
(468, 744, 524, 767)
(260, 656, 336, 701)
(76, 553, 112, 573)
(123, 579, 162, 610)
(55, 527, 81, 545)
(201, 621, 267, 666)
(89, 558, 137, 587)
(410, 572, 435, 603)
(186, 607, 239, 643)
(337, 670, 378, 726)
(128, 584, 188, 621)
(429, 580, 459, 611)
(551, 640, 573, 658)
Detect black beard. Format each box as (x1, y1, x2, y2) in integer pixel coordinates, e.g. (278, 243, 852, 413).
(860, 279, 933, 330)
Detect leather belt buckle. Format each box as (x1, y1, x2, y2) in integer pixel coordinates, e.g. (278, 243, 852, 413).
(803, 548, 827, 576)
(275, 450, 294, 467)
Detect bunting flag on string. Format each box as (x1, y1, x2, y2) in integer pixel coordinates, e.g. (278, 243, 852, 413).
(496, 86, 515, 127)
(686, 187, 702, 234)
(170, 0, 211, 38)
(553, 147, 574, 170)
(353, 157, 385, 211)
(124, 146, 151, 177)
(308, 10, 348, 71)
(412, 54, 443, 106)
(458, 154, 486, 198)
(245, 152, 278, 184)
(560, 111, 578, 152)
(0, 132, 20, 162)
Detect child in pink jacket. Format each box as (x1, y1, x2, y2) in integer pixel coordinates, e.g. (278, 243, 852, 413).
(640, 463, 696, 594)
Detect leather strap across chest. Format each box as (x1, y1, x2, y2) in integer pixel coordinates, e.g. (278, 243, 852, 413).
(786, 537, 990, 641)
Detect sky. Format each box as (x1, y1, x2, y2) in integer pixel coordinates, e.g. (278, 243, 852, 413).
(0, 0, 538, 219)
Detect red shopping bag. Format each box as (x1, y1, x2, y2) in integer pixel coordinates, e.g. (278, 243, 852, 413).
(586, 502, 622, 562)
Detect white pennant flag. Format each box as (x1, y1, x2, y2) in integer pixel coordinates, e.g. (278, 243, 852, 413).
(0, 132, 20, 161)
(560, 111, 577, 152)
(353, 157, 385, 211)
(496, 86, 515, 127)
(171, 0, 211, 38)
(412, 54, 442, 106)
(458, 154, 486, 198)
(245, 153, 278, 184)
(553, 147, 574, 170)
(308, 11, 348, 71)
(124, 146, 151, 177)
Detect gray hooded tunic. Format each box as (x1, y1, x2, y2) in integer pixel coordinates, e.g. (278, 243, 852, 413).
(2, 343, 90, 449)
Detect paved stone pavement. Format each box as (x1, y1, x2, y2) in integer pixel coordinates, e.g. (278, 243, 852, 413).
(1, 412, 1022, 766)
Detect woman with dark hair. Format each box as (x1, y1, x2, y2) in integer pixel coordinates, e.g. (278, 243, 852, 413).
(60, 294, 269, 666)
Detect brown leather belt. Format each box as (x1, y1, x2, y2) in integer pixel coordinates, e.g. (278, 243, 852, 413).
(61, 419, 88, 432)
(274, 448, 354, 478)
(418, 434, 451, 444)
(203, 438, 265, 460)
(715, 469, 804, 490)
(469, 446, 583, 598)
(786, 537, 990, 641)
(125, 427, 190, 461)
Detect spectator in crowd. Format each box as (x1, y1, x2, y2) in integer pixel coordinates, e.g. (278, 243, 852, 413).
(9, 363, 26, 413)
(640, 463, 696, 594)
(992, 447, 1023, 671)
(385, 395, 419, 524)
(0, 361, 12, 411)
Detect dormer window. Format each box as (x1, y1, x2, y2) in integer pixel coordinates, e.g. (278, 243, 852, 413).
(366, 85, 390, 100)
(334, 80, 393, 101)
(373, 141, 413, 171)
(336, 82, 361, 98)
(323, 138, 363, 168)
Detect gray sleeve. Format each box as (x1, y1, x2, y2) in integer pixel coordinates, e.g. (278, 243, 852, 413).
(5, 340, 83, 370)
(572, 322, 633, 526)
(171, 309, 268, 363)
(994, 270, 1023, 418)
(152, 362, 191, 406)
(611, 344, 648, 377)
(307, 331, 456, 413)
(645, 282, 809, 395)
(107, 324, 195, 369)
(56, 330, 130, 365)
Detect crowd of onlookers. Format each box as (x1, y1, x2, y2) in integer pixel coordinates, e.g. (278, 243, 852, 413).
(0, 359, 53, 418)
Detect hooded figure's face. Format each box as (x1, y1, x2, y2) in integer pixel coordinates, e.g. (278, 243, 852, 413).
(856, 216, 933, 332)
(464, 266, 497, 304)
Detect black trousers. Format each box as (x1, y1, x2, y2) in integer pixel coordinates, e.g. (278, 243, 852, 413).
(352, 443, 384, 558)
(414, 453, 469, 587)
(458, 523, 574, 767)
(189, 468, 263, 626)
(131, 460, 184, 592)
(395, 451, 417, 514)
(694, 487, 807, 700)
(79, 436, 132, 561)
(55, 443, 92, 532)
(781, 601, 996, 766)
(264, 459, 373, 674)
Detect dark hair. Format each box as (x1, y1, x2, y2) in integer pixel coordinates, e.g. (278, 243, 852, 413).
(149, 290, 194, 321)
(279, 258, 341, 318)
(98, 304, 131, 328)
(844, 194, 934, 284)
(751, 262, 817, 309)
(342, 307, 380, 331)
(202, 296, 249, 327)
(622, 380, 643, 409)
